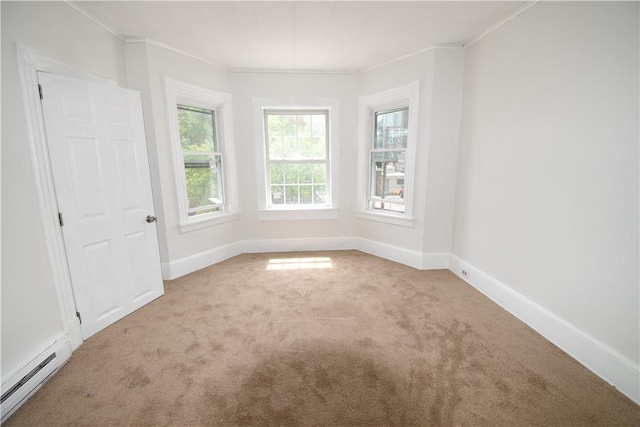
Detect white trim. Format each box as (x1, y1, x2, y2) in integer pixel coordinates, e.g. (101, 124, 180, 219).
(356, 81, 420, 221)
(63, 0, 124, 41)
(421, 252, 451, 270)
(162, 241, 243, 280)
(230, 68, 359, 75)
(463, 1, 541, 49)
(65, 317, 83, 350)
(161, 237, 449, 279)
(258, 209, 339, 221)
(16, 45, 112, 351)
(449, 255, 640, 405)
(354, 238, 424, 270)
(361, 46, 436, 73)
(126, 38, 227, 71)
(253, 97, 341, 213)
(355, 211, 414, 228)
(164, 77, 240, 228)
(178, 212, 241, 234)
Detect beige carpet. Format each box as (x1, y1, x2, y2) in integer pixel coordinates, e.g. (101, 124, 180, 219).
(6, 251, 640, 426)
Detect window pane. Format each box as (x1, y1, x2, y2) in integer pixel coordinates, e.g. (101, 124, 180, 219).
(267, 114, 283, 137)
(297, 115, 311, 137)
(282, 115, 296, 136)
(284, 164, 298, 184)
(183, 154, 223, 215)
(370, 200, 405, 214)
(313, 185, 326, 204)
(270, 164, 284, 185)
(312, 164, 326, 184)
(374, 108, 408, 149)
(311, 137, 326, 159)
(267, 112, 328, 161)
(285, 186, 299, 204)
(178, 105, 216, 152)
(300, 185, 313, 204)
(299, 137, 313, 159)
(299, 163, 313, 184)
(311, 115, 326, 137)
(269, 136, 283, 160)
(264, 111, 330, 208)
(271, 185, 284, 204)
(282, 136, 297, 159)
(370, 155, 404, 201)
(371, 150, 405, 164)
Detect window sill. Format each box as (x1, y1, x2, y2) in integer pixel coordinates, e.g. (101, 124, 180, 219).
(355, 211, 414, 227)
(179, 212, 241, 233)
(258, 208, 338, 221)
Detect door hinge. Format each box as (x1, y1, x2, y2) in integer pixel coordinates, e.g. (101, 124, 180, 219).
(58, 212, 64, 226)
(38, 84, 43, 100)
(76, 311, 82, 324)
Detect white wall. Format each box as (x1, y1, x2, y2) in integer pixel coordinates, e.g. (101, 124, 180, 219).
(422, 48, 464, 255)
(230, 72, 359, 244)
(1, 1, 126, 380)
(3, 0, 638, 405)
(358, 51, 435, 253)
(358, 48, 464, 260)
(125, 41, 239, 276)
(454, 0, 639, 370)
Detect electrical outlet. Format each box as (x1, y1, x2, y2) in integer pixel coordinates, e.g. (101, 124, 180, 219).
(462, 269, 468, 277)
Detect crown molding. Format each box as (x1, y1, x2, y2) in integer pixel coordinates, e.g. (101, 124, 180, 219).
(464, 1, 541, 49)
(64, 0, 540, 75)
(125, 38, 228, 71)
(64, 1, 124, 41)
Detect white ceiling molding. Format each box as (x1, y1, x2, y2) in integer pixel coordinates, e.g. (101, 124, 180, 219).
(463, 1, 541, 49)
(64, 1, 539, 74)
(64, 0, 124, 41)
(361, 44, 465, 74)
(124, 38, 228, 71)
(228, 68, 360, 75)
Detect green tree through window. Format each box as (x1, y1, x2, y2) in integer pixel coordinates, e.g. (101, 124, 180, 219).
(264, 110, 329, 207)
(178, 105, 223, 216)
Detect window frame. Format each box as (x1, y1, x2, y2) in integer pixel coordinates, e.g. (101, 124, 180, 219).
(356, 82, 420, 226)
(368, 107, 409, 213)
(165, 78, 239, 230)
(253, 97, 340, 221)
(263, 109, 331, 209)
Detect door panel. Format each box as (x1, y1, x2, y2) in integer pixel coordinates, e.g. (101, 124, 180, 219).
(38, 72, 164, 340)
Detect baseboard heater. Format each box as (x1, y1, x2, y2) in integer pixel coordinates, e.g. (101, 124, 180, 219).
(1, 338, 71, 423)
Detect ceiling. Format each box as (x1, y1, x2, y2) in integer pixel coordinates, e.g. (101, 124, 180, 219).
(70, 1, 530, 72)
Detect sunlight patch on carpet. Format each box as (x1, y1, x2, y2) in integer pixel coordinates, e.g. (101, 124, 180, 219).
(266, 257, 333, 270)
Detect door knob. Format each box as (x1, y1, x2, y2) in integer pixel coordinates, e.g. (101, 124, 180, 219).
(146, 215, 157, 223)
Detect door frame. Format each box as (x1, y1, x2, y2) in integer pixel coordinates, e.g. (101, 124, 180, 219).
(17, 45, 120, 350)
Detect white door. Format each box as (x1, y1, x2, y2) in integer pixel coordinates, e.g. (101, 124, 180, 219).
(38, 72, 164, 339)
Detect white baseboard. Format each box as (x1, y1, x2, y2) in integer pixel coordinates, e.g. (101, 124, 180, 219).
(449, 255, 640, 405)
(354, 237, 423, 269)
(421, 252, 451, 269)
(162, 241, 243, 280)
(355, 238, 449, 270)
(164, 237, 452, 280)
(1, 335, 72, 422)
